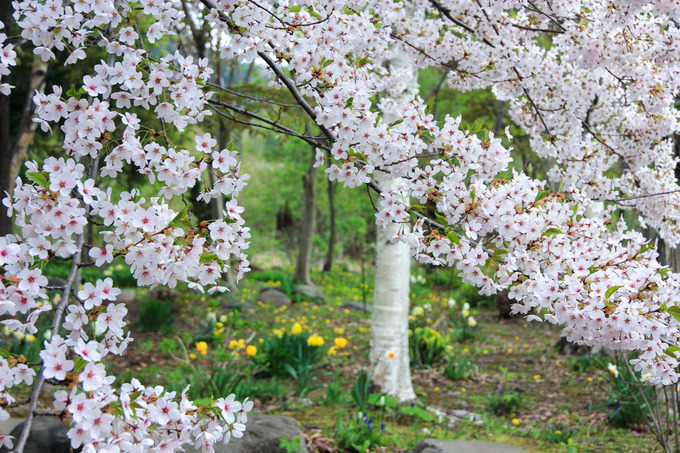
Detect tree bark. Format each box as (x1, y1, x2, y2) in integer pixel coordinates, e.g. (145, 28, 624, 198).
(293, 149, 318, 285)
(322, 178, 336, 272)
(370, 173, 415, 402)
(369, 48, 417, 402)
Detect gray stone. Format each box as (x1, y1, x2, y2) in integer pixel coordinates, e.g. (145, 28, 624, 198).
(0, 416, 72, 453)
(291, 284, 324, 302)
(224, 303, 256, 314)
(256, 288, 291, 307)
(0, 419, 22, 437)
(413, 439, 529, 453)
(184, 414, 308, 453)
(340, 302, 369, 312)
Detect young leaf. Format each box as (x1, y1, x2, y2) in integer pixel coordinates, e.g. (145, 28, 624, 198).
(604, 286, 622, 300)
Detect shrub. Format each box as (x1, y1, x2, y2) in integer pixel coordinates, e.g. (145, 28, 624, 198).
(134, 298, 175, 332)
(488, 388, 527, 417)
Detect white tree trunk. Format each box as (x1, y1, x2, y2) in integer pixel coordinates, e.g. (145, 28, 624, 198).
(369, 49, 417, 402)
(370, 175, 415, 402)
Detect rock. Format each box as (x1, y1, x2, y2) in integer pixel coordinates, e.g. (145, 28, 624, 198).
(184, 414, 308, 453)
(0, 416, 73, 453)
(256, 287, 291, 307)
(413, 439, 529, 453)
(340, 302, 368, 312)
(291, 284, 324, 302)
(224, 303, 256, 314)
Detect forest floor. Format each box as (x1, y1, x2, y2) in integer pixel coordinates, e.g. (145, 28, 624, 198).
(6, 264, 663, 452)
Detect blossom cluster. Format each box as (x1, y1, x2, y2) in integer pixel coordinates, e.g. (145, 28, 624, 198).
(5, 0, 680, 451)
(2, 0, 253, 451)
(197, 0, 680, 384)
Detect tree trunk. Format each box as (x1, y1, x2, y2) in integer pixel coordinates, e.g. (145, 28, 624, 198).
(9, 58, 48, 193)
(293, 150, 318, 285)
(369, 47, 417, 402)
(322, 178, 336, 272)
(370, 174, 415, 402)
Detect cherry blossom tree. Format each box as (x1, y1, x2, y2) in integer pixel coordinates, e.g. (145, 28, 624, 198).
(4, 0, 680, 452)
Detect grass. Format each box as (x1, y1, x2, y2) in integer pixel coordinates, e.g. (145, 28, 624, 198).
(10, 264, 661, 453)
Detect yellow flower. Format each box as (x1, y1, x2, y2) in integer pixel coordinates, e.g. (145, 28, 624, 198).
(434, 387, 440, 392)
(258, 338, 264, 343)
(555, 430, 561, 435)
(308, 334, 324, 347)
(229, 340, 239, 350)
(246, 345, 257, 356)
(534, 374, 541, 380)
(460, 387, 466, 392)
(587, 377, 593, 382)
(334, 327, 344, 334)
(334, 337, 348, 349)
(344, 308, 350, 314)
(463, 348, 469, 354)
(512, 418, 520, 426)
(237, 339, 245, 349)
(329, 346, 338, 355)
(483, 349, 489, 354)
(196, 341, 208, 355)
(189, 353, 196, 359)
(507, 348, 513, 354)
(291, 322, 303, 335)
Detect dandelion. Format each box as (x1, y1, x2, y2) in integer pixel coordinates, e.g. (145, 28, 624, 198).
(460, 387, 466, 392)
(229, 340, 239, 350)
(507, 348, 513, 353)
(246, 345, 257, 356)
(434, 387, 440, 392)
(189, 353, 196, 359)
(334, 337, 348, 349)
(483, 349, 489, 354)
(555, 430, 562, 435)
(329, 347, 337, 355)
(587, 377, 593, 382)
(512, 418, 520, 426)
(196, 341, 208, 355)
(533, 374, 541, 380)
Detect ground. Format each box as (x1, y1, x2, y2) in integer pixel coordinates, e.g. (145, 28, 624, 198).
(4, 265, 663, 452)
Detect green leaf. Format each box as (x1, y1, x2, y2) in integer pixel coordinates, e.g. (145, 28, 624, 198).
(534, 189, 550, 202)
(491, 248, 510, 261)
(169, 206, 189, 228)
(399, 405, 435, 421)
(668, 306, 680, 323)
(447, 231, 460, 246)
(543, 227, 562, 237)
(604, 286, 622, 300)
(26, 172, 49, 190)
(435, 213, 448, 228)
(389, 118, 403, 128)
(288, 5, 301, 12)
(666, 345, 680, 359)
(200, 253, 218, 263)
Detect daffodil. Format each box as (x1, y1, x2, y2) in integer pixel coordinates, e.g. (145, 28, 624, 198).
(334, 337, 348, 349)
